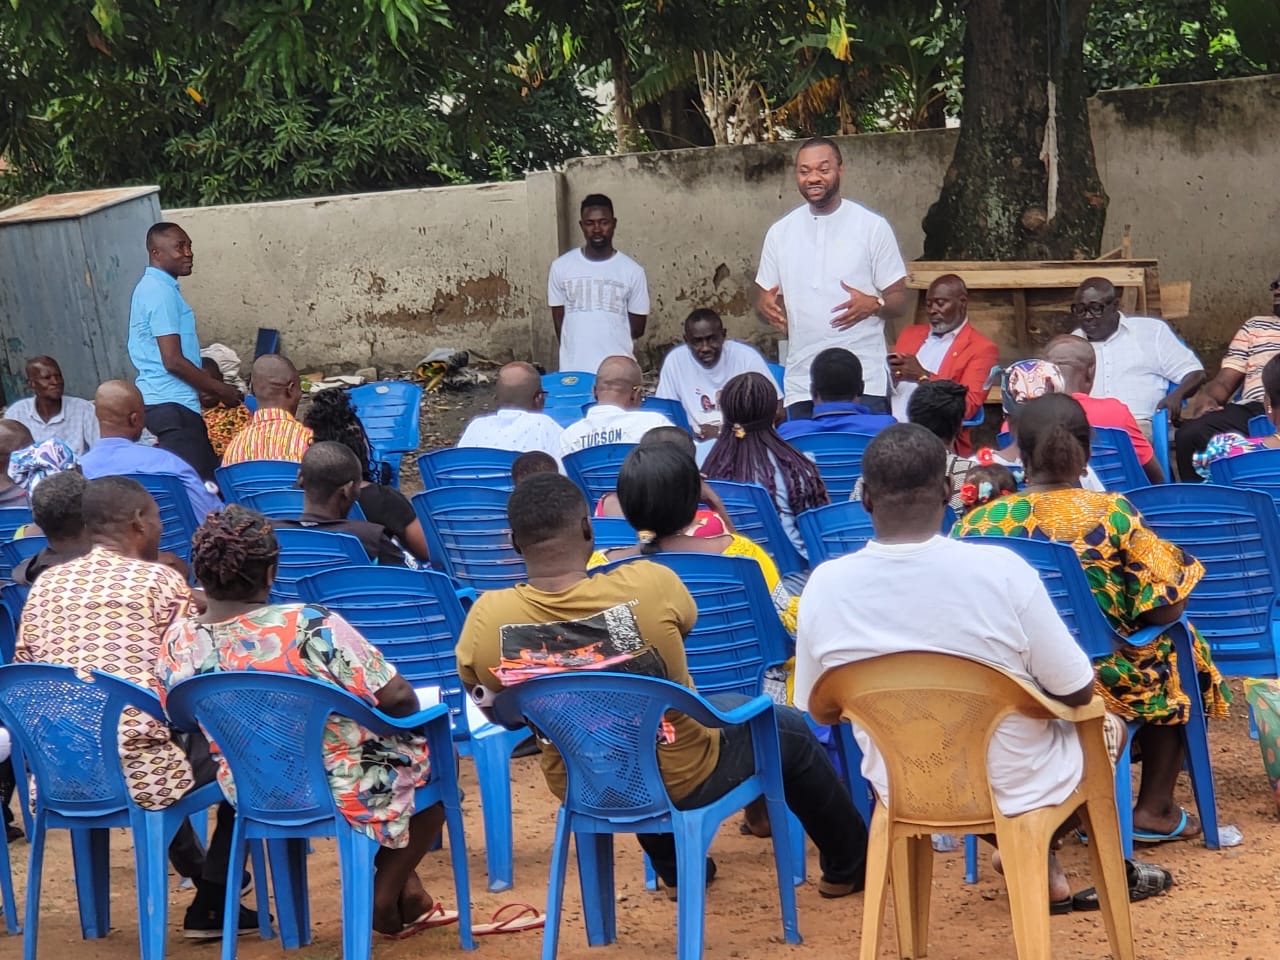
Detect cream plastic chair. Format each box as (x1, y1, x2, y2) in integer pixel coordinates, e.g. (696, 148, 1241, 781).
(808, 652, 1134, 960)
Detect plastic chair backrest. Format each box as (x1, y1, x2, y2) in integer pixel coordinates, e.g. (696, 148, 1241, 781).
(254, 327, 281, 358)
(0, 582, 28, 664)
(1125, 484, 1280, 677)
(239, 488, 366, 521)
(0, 535, 46, 582)
(411, 486, 526, 591)
(581, 398, 691, 435)
(1089, 427, 1147, 491)
(797, 500, 875, 566)
(706, 480, 806, 575)
(563, 443, 637, 505)
(215, 460, 301, 503)
(1248, 414, 1273, 438)
(590, 517, 635, 549)
(0, 663, 138, 815)
(417, 447, 518, 492)
(0, 506, 33, 541)
(788, 432, 875, 502)
(806, 652, 1067, 825)
(348, 382, 423, 457)
(271, 528, 370, 602)
(604, 552, 790, 697)
(767, 363, 785, 393)
(492, 672, 727, 820)
(541, 371, 596, 405)
(122, 473, 200, 562)
(1210, 449, 1280, 518)
(296, 566, 472, 726)
(165, 672, 395, 827)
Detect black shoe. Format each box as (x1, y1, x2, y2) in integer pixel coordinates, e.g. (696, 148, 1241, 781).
(5, 823, 22, 844)
(182, 901, 260, 940)
(511, 735, 541, 759)
(239, 870, 253, 897)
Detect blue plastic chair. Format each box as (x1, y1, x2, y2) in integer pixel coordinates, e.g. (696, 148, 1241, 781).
(253, 327, 281, 358)
(296, 566, 528, 893)
(0, 582, 26, 666)
(788, 432, 876, 502)
(165, 671, 475, 959)
(542, 371, 596, 406)
(961, 536, 1220, 860)
(348, 381, 423, 487)
(239, 488, 366, 522)
(411, 487, 526, 591)
(1210, 448, 1280, 517)
(417, 447, 518, 492)
(563, 443, 637, 505)
(796, 500, 875, 566)
(1089, 426, 1147, 492)
(492, 673, 800, 960)
(0, 507, 33, 542)
(1151, 408, 1171, 479)
(0, 664, 269, 960)
(0, 535, 45, 583)
(1125, 485, 1280, 678)
(122, 473, 202, 563)
(767, 362, 785, 393)
(590, 517, 635, 549)
(271, 528, 370, 603)
(705, 480, 806, 576)
(1248, 414, 1273, 438)
(215, 460, 301, 503)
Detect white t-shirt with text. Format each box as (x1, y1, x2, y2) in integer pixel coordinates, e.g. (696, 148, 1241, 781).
(559, 404, 672, 457)
(655, 340, 773, 436)
(756, 199, 907, 404)
(457, 408, 565, 460)
(548, 248, 650, 373)
(794, 536, 1094, 817)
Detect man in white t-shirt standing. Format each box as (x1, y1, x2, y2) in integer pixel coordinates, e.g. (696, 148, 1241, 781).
(756, 137, 909, 419)
(548, 194, 650, 373)
(560, 356, 672, 456)
(794, 423, 1106, 907)
(655, 308, 773, 439)
(457, 361, 564, 459)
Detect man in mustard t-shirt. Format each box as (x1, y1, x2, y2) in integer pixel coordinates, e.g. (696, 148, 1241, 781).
(456, 472, 866, 898)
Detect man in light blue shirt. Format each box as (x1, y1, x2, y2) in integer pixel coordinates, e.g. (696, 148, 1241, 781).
(778, 347, 896, 441)
(129, 222, 240, 482)
(80, 380, 223, 522)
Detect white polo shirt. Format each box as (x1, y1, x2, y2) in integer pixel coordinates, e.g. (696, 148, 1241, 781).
(457, 408, 564, 460)
(756, 199, 907, 404)
(794, 535, 1094, 817)
(548, 248, 650, 373)
(559, 404, 672, 456)
(1071, 314, 1202, 421)
(655, 340, 773, 435)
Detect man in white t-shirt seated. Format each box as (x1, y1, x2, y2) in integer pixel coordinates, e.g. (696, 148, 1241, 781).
(548, 193, 650, 374)
(794, 423, 1123, 908)
(654, 308, 773, 440)
(457, 361, 563, 459)
(560, 356, 672, 456)
(1070, 277, 1205, 431)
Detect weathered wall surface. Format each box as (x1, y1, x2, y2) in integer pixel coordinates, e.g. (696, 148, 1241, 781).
(170, 74, 1280, 373)
(164, 180, 533, 373)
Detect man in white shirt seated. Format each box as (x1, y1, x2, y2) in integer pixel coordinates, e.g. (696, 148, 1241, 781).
(457, 361, 563, 459)
(559, 356, 672, 456)
(654, 308, 773, 439)
(4, 355, 100, 456)
(794, 423, 1130, 908)
(1070, 277, 1205, 432)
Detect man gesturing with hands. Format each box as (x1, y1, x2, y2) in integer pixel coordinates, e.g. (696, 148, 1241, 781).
(756, 137, 908, 419)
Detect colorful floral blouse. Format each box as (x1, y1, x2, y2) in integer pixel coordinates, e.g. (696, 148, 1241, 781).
(158, 604, 429, 848)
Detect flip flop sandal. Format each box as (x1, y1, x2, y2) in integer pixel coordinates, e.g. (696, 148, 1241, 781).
(474, 903, 546, 935)
(1050, 897, 1074, 915)
(1132, 807, 1201, 845)
(378, 902, 459, 940)
(1070, 859, 1174, 912)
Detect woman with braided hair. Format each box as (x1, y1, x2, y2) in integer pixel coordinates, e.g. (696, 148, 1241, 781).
(157, 505, 460, 939)
(701, 371, 829, 558)
(302, 388, 430, 562)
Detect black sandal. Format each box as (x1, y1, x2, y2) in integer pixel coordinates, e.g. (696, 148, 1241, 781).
(1070, 859, 1173, 911)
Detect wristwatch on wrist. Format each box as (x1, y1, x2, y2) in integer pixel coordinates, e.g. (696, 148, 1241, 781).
(917, 373, 929, 383)
(874, 295, 885, 309)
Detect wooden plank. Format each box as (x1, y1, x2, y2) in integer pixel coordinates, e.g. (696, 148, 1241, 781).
(1161, 281, 1191, 320)
(1011, 289, 1030, 353)
(911, 259, 1158, 270)
(906, 266, 1147, 290)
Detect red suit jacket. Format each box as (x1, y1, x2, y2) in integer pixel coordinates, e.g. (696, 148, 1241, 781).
(894, 322, 1000, 455)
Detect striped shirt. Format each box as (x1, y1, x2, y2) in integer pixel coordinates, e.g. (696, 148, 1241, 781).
(220, 407, 313, 465)
(1220, 316, 1280, 403)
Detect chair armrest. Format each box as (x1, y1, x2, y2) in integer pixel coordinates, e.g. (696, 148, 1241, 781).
(89, 670, 170, 724)
(366, 702, 451, 736)
(455, 586, 478, 609)
(694, 693, 776, 729)
(1122, 616, 1186, 649)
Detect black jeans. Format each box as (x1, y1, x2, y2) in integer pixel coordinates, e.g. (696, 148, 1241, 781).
(0, 757, 15, 832)
(637, 695, 867, 888)
(168, 731, 236, 886)
(1173, 401, 1264, 481)
(145, 402, 221, 483)
(785, 395, 889, 421)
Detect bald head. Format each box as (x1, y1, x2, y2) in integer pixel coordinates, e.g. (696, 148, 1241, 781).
(594, 355, 644, 409)
(1043, 335, 1097, 394)
(495, 361, 544, 411)
(250, 354, 302, 413)
(94, 380, 147, 441)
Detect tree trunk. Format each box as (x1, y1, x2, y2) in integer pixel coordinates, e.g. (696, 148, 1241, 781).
(609, 34, 642, 153)
(922, 0, 1107, 260)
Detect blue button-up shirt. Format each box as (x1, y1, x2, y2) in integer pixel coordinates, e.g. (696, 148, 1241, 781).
(777, 401, 897, 440)
(80, 437, 223, 521)
(128, 266, 202, 413)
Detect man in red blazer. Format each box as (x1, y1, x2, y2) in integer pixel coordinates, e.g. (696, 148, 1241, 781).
(889, 274, 999, 454)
